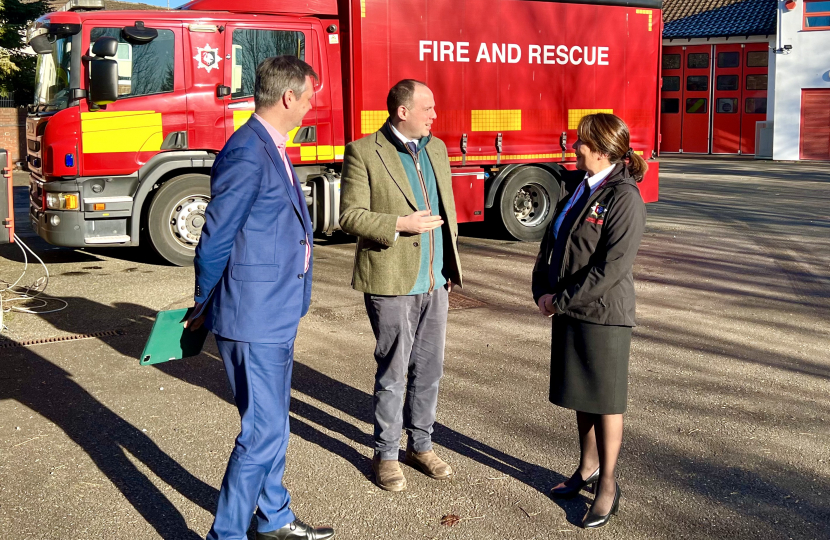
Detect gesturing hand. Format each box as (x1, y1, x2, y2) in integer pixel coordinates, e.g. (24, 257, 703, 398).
(537, 294, 556, 317)
(396, 210, 444, 234)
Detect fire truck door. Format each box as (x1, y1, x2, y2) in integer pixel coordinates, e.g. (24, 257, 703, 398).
(81, 23, 188, 177)
(183, 23, 226, 154)
(222, 21, 317, 165)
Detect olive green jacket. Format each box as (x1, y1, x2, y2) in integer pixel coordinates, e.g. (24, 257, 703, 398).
(339, 129, 463, 295)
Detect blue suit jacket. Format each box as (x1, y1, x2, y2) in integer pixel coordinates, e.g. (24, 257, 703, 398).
(194, 116, 313, 343)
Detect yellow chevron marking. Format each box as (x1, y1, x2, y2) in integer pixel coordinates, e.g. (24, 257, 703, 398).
(568, 109, 614, 130)
(360, 110, 387, 134)
(361, 0, 366, 17)
(233, 110, 253, 131)
(449, 153, 577, 162)
(298, 145, 348, 162)
(636, 9, 653, 31)
(80, 110, 163, 154)
(471, 109, 521, 132)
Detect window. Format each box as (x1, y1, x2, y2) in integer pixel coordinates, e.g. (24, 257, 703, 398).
(33, 36, 72, 110)
(717, 75, 739, 91)
(805, 0, 830, 29)
(661, 98, 680, 113)
(747, 51, 768, 67)
(90, 28, 175, 98)
(717, 52, 740, 68)
(663, 76, 680, 92)
(688, 53, 709, 69)
(662, 54, 681, 70)
(746, 74, 768, 90)
(717, 98, 738, 113)
(687, 75, 709, 92)
(231, 29, 306, 99)
(116, 42, 131, 60)
(686, 98, 707, 113)
(746, 98, 767, 114)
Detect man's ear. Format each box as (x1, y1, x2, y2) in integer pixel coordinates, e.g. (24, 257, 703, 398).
(281, 89, 294, 108)
(397, 105, 408, 122)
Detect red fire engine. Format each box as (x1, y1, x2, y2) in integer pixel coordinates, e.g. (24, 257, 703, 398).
(25, 0, 662, 265)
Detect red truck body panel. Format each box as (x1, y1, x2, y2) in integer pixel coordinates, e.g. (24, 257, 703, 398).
(339, 0, 661, 200)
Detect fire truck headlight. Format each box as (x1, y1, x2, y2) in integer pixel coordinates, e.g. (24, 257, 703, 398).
(45, 192, 80, 211)
(50, 215, 61, 226)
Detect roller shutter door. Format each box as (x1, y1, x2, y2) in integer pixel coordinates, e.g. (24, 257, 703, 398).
(801, 90, 830, 160)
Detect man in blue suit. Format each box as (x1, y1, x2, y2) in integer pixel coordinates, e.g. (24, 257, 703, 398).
(187, 56, 335, 540)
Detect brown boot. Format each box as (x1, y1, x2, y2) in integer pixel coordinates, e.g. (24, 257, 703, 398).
(405, 449, 453, 480)
(372, 456, 407, 491)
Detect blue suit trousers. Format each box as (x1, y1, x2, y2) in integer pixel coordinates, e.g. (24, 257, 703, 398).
(207, 337, 296, 540)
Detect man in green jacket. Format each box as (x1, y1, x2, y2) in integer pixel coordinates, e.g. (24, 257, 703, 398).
(340, 79, 463, 492)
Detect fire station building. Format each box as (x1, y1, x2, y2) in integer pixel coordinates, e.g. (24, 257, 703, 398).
(660, 0, 830, 160)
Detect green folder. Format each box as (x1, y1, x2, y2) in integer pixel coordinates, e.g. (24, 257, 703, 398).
(139, 308, 209, 365)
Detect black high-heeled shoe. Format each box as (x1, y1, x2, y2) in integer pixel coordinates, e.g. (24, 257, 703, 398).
(550, 467, 600, 499)
(582, 482, 621, 529)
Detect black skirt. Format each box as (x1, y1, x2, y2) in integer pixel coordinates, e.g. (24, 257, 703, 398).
(549, 315, 632, 414)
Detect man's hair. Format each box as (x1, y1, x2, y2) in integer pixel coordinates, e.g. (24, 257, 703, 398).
(255, 55, 319, 109)
(386, 79, 427, 117)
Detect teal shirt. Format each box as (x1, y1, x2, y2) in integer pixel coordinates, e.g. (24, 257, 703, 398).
(396, 136, 447, 295)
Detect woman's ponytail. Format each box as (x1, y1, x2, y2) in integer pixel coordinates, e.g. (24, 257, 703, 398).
(626, 149, 648, 182)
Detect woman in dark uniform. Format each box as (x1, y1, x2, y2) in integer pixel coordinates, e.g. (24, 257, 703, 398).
(532, 113, 647, 529)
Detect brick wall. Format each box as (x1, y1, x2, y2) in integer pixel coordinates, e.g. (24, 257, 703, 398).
(0, 108, 26, 167)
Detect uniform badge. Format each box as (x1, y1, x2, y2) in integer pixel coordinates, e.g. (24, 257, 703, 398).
(585, 203, 606, 225)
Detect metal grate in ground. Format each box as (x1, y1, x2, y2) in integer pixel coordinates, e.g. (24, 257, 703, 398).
(0, 329, 126, 348)
(448, 292, 487, 310)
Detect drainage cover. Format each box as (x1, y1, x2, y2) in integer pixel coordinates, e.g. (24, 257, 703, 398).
(448, 292, 487, 311)
(0, 330, 126, 349)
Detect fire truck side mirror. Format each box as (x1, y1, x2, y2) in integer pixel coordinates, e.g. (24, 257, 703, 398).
(122, 22, 158, 44)
(92, 36, 118, 57)
(89, 36, 119, 106)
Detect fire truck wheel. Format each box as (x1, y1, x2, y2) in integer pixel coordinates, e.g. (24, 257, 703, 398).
(147, 174, 211, 266)
(497, 166, 557, 242)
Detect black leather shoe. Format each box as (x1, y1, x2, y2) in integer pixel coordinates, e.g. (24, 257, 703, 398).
(257, 519, 335, 540)
(550, 467, 600, 499)
(582, 482, 621, 529)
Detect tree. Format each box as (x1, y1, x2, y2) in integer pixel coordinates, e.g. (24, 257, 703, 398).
(0, 0, 50, 105)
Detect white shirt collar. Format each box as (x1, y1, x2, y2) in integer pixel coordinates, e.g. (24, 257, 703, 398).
(585, 164, 616, 191)
(389, 121, 421, 145)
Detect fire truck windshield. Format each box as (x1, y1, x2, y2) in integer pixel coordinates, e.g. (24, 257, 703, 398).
(33, 36, 73, 111)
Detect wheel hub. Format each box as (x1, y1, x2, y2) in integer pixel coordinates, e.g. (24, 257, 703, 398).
(169, 196, 209, 247)
(512, 182, 550, 227)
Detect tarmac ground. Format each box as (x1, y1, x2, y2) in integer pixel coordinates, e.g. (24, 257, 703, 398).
(1, 157, 829, 540)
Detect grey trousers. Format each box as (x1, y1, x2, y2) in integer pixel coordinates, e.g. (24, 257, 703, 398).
(364, 286, 448, 460)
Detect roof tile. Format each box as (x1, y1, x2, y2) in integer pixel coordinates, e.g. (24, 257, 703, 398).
(663, 0, 777, 38)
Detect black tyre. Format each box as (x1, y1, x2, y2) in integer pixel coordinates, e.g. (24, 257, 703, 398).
(147, 174, 211, 266)
(497, 166, 559, 242)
